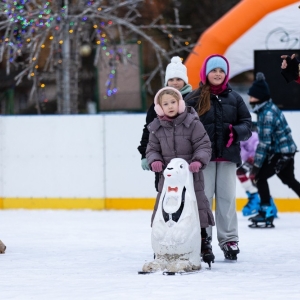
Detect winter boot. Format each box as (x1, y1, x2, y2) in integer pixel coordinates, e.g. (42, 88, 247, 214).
(221, 241, 240, 261)
(242, 192, 260, 216)
(0, 240, 6, 254)
(201, 236, 215, 268)
(248, 205, 275, 228)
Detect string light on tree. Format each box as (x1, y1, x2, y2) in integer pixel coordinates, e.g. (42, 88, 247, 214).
(79, 44, 92, 57)
(0, 0, 194, 114)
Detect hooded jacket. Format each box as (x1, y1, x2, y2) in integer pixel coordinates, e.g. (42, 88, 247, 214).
(137, 85, 192, 159)
(146, 106, 211, 167)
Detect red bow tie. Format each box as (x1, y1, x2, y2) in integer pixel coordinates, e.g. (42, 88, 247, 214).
(168, 186, 178, 192)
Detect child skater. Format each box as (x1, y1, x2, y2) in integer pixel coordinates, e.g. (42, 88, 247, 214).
(185, 54, 252, 260)
(237, 122, 278, 218)
(248, 72, 300, 228)
(237, 124, 260, 216)
(146, 86, 215, 267)
(137, 56, 193, 191)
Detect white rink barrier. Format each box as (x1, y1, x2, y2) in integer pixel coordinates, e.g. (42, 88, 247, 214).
(0, 112, 300, 211)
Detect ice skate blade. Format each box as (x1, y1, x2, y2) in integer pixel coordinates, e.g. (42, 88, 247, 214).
(162, 270, 203, 275)
(138, 271, 154, 275)
(248, 223, 275, 228)
(201, 257, 214, 269)
(224, 258, 237, 263)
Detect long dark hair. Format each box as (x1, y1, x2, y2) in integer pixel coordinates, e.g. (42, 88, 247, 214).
(196, 83, 211, 116)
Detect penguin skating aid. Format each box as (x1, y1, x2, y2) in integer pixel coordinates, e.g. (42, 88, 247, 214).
(138, 158, 202, 274)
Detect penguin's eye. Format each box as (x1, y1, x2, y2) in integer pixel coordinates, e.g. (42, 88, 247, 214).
(180, 164, 183, 168)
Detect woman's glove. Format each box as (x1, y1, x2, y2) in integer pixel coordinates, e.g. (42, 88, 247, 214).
(189, 161, 202, 173)
(141, 158, 150, 170)
(226, 124, 234, 148)
(151, 161, 163, 172)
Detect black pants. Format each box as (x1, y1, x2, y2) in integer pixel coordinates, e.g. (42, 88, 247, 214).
(256, 153, 300, 205)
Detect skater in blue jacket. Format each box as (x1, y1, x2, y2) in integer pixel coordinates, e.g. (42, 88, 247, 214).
(248, 72, 300, 228)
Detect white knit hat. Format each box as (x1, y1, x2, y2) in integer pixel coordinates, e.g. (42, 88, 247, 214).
(164, 56, 188, 86)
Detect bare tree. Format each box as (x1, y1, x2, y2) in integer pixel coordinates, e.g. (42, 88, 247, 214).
(0, 0, 193, 114)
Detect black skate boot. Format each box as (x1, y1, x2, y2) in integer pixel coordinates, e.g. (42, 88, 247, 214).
(248, 205, 275, 228)
(201, 236, 215, 268)
(221, 241, 240, 261)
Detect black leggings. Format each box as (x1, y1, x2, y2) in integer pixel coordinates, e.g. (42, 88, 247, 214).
(256, 153, 300, 205)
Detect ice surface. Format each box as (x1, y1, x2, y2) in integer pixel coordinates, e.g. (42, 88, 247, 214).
(1, 210, 300, 300)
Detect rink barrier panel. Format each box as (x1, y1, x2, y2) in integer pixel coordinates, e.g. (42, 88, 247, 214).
(104, 198, 300, 212)
(1, 197, 300, 212)
(0, 197, 105, 209)
(1, 113, 300, 211)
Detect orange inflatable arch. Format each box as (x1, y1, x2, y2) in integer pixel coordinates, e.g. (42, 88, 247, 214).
(185, 0, 299, 89)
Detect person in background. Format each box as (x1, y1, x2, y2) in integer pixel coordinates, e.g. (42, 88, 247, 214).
(137, 56, 193, 191)
(237, 123, 278, 218)
(185, 54, 252, 261)
(0, 240, 6, 254)
(248, 72, 300, 228)
(146, 87, 215, 268)
(280, 53, 300, 84)
(237, 124, 261, 216)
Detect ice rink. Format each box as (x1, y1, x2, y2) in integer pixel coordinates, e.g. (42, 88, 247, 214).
(1, 209, 300, 300)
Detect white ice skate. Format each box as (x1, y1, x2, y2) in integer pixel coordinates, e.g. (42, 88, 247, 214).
(141, 158, 201, 274)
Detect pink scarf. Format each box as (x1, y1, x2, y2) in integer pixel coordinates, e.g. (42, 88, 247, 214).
(209, 83, 227, 95)
(159, 115, 178, 121)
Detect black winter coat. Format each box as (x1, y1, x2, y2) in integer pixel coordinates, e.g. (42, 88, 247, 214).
(184, 86, 252, 166)
(137, 103, 157, 159)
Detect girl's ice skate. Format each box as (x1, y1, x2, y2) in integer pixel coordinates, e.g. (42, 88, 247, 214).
(201, 236, 215, 268)
(270, 197, 278, 218)
(248, 205, 275, 228)
(221, 241, 239, 261)
(242, 192, 260, 216)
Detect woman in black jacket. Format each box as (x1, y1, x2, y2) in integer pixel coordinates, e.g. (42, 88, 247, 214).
(185, 54, 252, 261)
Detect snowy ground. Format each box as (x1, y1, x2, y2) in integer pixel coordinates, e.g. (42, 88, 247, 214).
(1, 210, 300, 300)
